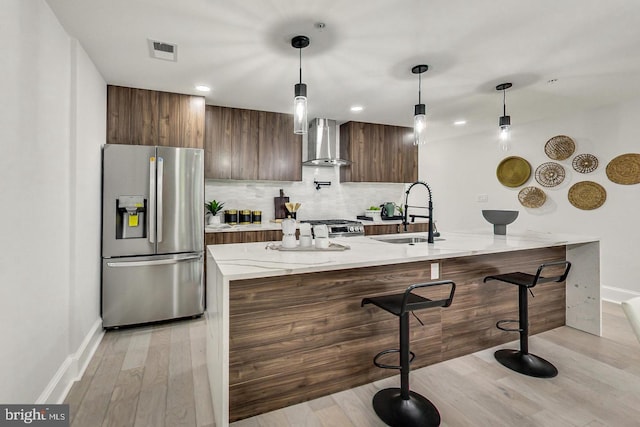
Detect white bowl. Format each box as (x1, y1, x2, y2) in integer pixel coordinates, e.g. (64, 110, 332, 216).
(365, 209, 382, 220)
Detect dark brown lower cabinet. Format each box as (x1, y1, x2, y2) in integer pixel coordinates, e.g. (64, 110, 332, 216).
(364, 222, 430, 235)
(205, 230, 283, 245)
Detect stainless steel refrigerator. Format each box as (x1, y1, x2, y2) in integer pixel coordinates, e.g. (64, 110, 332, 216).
(101, 144, 204, 328)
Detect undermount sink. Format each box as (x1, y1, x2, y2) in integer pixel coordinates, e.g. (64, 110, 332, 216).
(372, 236, 444, 244)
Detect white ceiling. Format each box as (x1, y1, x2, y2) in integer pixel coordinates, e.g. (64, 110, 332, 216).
(46, 0, 640, 142)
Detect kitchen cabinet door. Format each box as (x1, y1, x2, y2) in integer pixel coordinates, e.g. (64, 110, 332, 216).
(107, 85, 205, 149)
(257, 111, 302, 181)
(364, 224, 399, 235)
(107, 86, 158, 146)
(158, 91, 205, 148)
(205, 106, 301, 181)
(205, 230, 282, 245)
(340, 121, 417, 183)
(204, 106, 258, 180)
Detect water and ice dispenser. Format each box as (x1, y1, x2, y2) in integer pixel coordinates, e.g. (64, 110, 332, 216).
(115, 196, 146, 239)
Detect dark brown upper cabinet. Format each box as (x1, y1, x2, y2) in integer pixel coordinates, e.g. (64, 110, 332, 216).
(204, 105, 302, 181)
(339, 121, 417, 183)
(204, 106, 258, 180)
(107, 85, 205, 149)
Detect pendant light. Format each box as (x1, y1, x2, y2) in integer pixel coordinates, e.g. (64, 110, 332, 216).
(292, 35, 310, 135)
(411, 65, 429, 146)
(496, 82, 512, 151)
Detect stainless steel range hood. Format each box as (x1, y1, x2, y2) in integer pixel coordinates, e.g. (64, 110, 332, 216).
(303, 118, 351, 166)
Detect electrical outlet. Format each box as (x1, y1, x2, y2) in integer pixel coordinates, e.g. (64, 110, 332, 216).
(431, 262, 440, 279)
(477, 194, 489, 203)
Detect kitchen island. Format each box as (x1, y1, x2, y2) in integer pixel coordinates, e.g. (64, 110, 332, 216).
(206, 230, 600, 425)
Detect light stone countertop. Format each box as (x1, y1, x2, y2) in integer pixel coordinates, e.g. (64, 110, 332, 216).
(207, 229, 599, 281)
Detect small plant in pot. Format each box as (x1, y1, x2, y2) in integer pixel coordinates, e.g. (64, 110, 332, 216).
(205, 200, 225, 225)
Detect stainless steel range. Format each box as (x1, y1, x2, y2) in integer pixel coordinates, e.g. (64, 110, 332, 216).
(300, 219, 365, 237)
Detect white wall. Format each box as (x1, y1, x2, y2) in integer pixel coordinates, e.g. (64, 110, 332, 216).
(68, 39, 106, 370)
(0, 0, 105, 403)
(422, 98, 640, 301)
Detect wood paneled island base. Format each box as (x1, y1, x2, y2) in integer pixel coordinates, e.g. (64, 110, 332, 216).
(227, 246, 566, 422)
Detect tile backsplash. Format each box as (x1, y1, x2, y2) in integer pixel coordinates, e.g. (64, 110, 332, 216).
(205, 166, 408, 222)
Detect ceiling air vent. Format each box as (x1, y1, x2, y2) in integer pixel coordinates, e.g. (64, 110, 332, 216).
(148, 39, 177, 61)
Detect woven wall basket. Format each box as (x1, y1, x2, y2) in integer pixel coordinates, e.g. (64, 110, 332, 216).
(606, 153, 640, 185)
(518, 186, 546, 208)
(568, 181, 606, 210)
(572, 153, 599, 174)
(535, 162, 565, 187)
(545, 135, 575, 160)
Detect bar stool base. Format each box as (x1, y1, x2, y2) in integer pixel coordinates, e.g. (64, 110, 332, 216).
(495, 349, 558, 378)
(372, 387, 440, 427)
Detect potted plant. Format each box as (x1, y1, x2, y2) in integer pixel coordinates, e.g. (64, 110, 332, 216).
(205, 200, 225, 225)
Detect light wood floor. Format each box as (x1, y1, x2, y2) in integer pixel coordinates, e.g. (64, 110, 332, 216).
(66, 302, 640, 426)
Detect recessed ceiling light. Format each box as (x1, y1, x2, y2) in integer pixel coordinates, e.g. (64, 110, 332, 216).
(454, 120, 467, 126)
(195, 85, 211, 92)
(350, 105, 364, 112)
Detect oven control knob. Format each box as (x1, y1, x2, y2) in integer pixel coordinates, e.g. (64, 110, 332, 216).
(349, 226, 354, 232)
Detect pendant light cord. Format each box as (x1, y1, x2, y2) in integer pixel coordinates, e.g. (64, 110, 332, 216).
(299, 48, 302, 85)
(418, 73, 422, 104)
(503, 88, 507, 116)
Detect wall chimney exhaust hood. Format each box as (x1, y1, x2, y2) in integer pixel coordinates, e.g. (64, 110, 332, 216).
(303, 118, 351, 166)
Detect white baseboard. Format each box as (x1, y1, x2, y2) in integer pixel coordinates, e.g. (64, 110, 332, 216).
(602, 285, 640, 304)
(36, 319, 104, 404)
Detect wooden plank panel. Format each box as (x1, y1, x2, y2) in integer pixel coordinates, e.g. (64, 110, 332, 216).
(165, 323, 196, 427)
(71, 335, 129, 427)
(257, 111, 302, 181)
(102, 367, 144, 427)
(157, 91, 179, 147)
(399, 126, 418, 182)
(106, 86, 158, 146)
(204, 105, 230, 179)
(230, 108, 258, 180)
(228, 246, 567, 421)
(339, 121, 415, 183)
(180, 95, 205, 149)
(339, 123, 353, 182)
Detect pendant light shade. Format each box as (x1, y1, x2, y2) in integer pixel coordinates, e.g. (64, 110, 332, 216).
(292, 36, 310, 135)
(412, 65, 429, 146)
(496, 82, 512, 151)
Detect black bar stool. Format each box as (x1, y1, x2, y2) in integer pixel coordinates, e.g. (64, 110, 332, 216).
(361, 280, 456, 427)
(484, 260, 571, 378)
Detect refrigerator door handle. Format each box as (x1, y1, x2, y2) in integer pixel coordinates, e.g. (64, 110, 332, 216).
(157, 156, 164, 242)
(149, 156, 157, 243)
(106, 253, 202, 268)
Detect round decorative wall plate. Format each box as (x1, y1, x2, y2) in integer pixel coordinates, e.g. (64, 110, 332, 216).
(545, 135, 576, 160)
(535, 162, 565, 187)
(568, 181, 606, 210)
(518, 186, 546, 208)
(606, 153, 640, 185)
(496, 156, 531, 188)
(572, 153, 599, 174)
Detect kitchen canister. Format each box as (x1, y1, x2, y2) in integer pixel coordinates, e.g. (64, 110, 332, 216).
(239, 210, 252, 225)
(252, 210, 262, 224)
(224, 209, 238, 225)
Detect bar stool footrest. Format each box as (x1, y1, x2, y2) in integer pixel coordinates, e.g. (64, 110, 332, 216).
(373, 349, 416, 370)
(496, 319, 523, 332)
